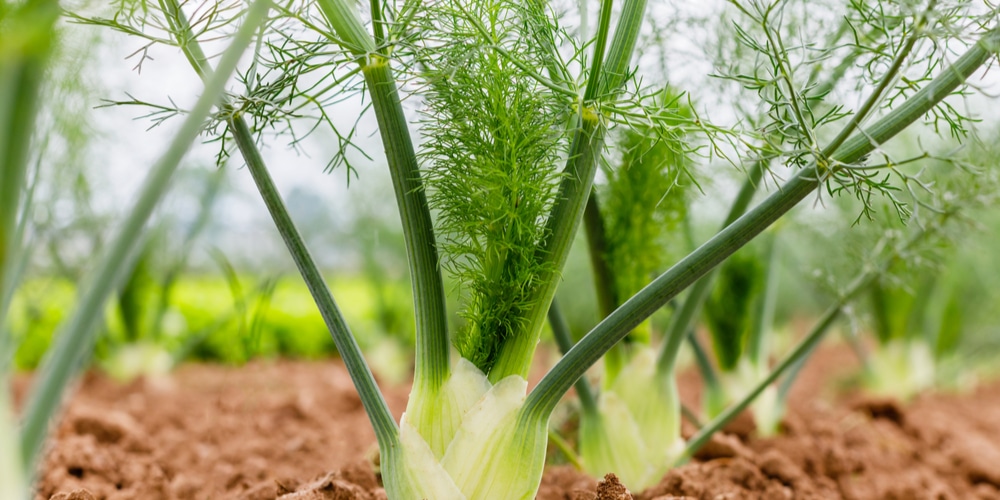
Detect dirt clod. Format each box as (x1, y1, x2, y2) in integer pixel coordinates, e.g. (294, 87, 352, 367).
(596, 473, 632, 500)
(49, 490, 96, 500)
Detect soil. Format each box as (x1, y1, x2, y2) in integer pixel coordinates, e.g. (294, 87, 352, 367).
(14, 343, 1000, 500)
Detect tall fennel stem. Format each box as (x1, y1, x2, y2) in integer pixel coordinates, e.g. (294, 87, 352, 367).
(230, 118, 398, 443)
(583, 0, 615, 101)
(581, 191, 628, 378)
(316, 0, 450, 389)
(2, 4, 58, 494)
(491, 0, 650, 382)
(0, 0, 59, 326)
(547, 299, 598, 414)
(158, 0, 397, 442)
(525, 26, 1000, 418)
(361, 58, 450, 389)
(583, 192, 618, 318)
(18, 0, 270, 473)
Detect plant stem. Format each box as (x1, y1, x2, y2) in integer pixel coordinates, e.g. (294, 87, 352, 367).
(493, 0, 650, 382)
(318, 0, 451, 389)
(547, 298, 597, 414)
(0, 0, 60, 328)
(158, 0, 399, 443)
(583, 191, 618, 318)
(18, 0, 270, 474)
(687, 330, 721, 403)
(230, 117, 398, 443)
(656, 160, 766, 375)
(360, 58, 450, 389)
(583, 0, 614, 101)
(526, 25, 1000, 417)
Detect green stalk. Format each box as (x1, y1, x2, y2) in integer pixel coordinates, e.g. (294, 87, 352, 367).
(315, 0, 376, 56)
(583, 192, 618, 319)
(687, 329, 723, 419)
(159, 0, 398, 443)
(582, 189, 625, 378)
(0, 0, 60, 323)
(679, 216, 946, 461)
(655, 160, 766, 375)
(525, 25, 1000, 418)
(747, 232, 779, 366)
(582, 0, 614, 101)
(2, 1, 60, 496)
(360, 60, 450, 388)
(491, 0, 650, 382)
(231, 118, 397, 442)
(547, 299, 597, 414)
(18, 0, 270, 474)
(318, 0, 450, 390)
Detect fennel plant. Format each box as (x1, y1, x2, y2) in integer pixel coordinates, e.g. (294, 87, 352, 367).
(75, 0, 1000, 497)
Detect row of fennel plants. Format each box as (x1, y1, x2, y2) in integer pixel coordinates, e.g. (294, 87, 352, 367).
(7, 0, 1000, 499)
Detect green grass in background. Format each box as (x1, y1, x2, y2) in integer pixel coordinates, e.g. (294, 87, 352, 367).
(5, 274, 415, 371)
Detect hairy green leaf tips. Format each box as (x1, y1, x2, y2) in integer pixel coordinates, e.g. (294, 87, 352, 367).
(418, 0, 568, 374)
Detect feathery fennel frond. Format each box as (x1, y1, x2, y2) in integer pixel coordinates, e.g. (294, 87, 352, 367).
(416, 0, 569, 374)
(601, 88, 695, 317)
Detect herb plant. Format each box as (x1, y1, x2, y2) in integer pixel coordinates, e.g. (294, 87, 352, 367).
(6, 0, 1000, 498)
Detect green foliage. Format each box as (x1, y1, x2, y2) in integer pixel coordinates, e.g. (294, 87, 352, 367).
(601, 89, 693, 316)
(116, 233, 160, 343)
(417, 0, 569, 373)
(703, 244, 766, 372)
(867, 262, 916, 345)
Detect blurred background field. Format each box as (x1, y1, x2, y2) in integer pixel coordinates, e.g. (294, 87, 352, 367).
(5, 1, 1000, 397)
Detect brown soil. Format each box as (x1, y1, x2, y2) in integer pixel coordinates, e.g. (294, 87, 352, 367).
(15, 344, 1000, 500)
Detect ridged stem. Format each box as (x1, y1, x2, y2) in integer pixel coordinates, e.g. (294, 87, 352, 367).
(525, 26, 1000, 418)
(492, 0, 650, 383)
(159, 0, 399, 444)
(231, 118, 398, 443)
(361, 59, 450, 389)
(317, 0, 451, 390)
